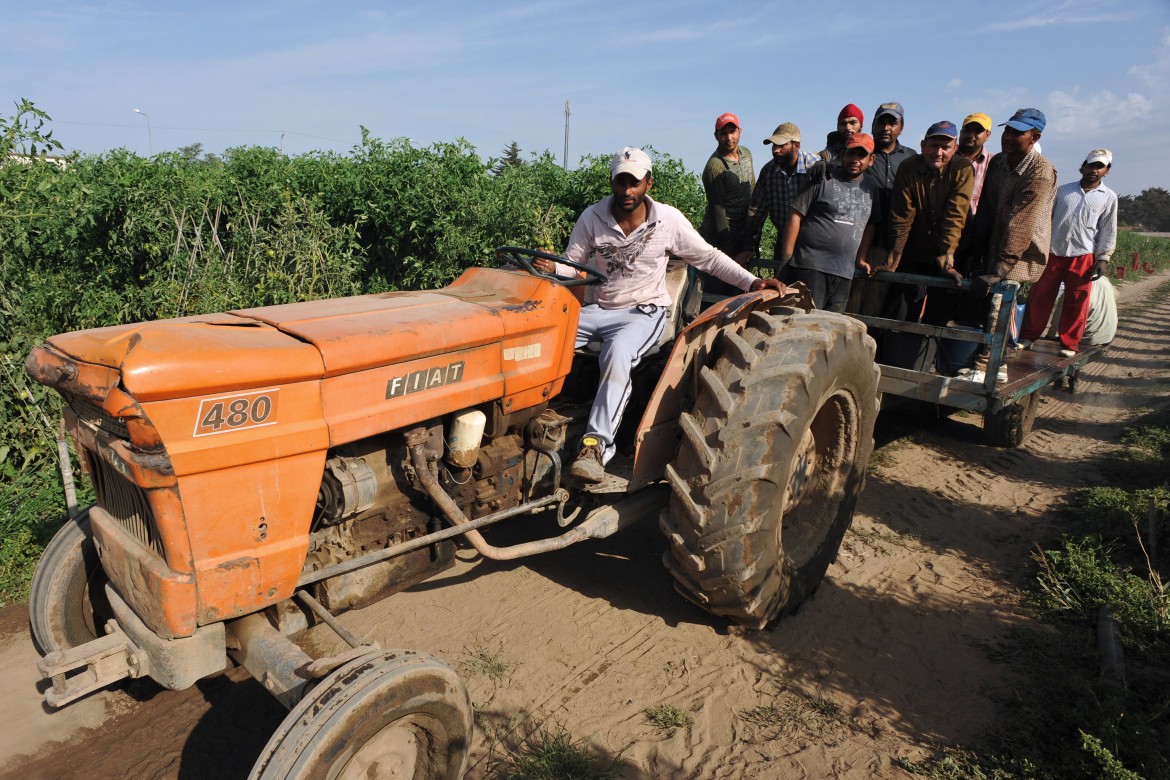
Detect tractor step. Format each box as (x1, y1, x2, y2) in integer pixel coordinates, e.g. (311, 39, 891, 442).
(38, 621, 146, 708)
(578, 454, 633, 494)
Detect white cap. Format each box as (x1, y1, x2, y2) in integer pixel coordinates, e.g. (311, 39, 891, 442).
(1084, 148, 1113, 166)
(610, 147, 652, 180)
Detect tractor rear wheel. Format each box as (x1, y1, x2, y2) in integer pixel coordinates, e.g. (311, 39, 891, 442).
(250, 649, 472, 780)
(29, 508, 112, 655)
(661, 309, 879, 629)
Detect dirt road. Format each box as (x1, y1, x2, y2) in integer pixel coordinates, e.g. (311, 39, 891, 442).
(2, 274, 1167, 779)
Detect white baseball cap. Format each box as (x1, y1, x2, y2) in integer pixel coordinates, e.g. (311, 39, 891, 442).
(611, 147, 652, 180)
(1084, 148, 1113, 166)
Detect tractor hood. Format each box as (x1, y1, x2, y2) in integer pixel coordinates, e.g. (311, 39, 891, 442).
(36, 268, 562, 403)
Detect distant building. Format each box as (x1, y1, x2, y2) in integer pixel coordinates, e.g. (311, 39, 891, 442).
(5, 152, 69, 169)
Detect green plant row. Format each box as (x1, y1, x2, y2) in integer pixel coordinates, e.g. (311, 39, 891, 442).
(1113, 231, 1170, 283)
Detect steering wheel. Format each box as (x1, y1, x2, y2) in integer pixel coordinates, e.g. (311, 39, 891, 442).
(496, 246, 607, 288)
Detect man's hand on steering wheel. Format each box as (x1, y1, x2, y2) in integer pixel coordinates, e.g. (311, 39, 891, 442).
(496, 246, 607, 288)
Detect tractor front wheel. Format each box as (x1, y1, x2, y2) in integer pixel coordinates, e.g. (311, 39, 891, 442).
(29, 508, 111, 655)
(250, 649, 472, 780)
(661, 309, 879, 629)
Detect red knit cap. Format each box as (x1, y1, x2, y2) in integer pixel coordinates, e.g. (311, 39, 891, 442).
(838, 103, 864, 125)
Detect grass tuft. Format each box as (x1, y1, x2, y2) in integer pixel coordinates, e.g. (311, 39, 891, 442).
(499, 722, 625, 780)
(644, 703, 693, 732)
(459, 638, 521, 687)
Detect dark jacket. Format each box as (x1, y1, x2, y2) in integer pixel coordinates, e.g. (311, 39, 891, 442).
(889, 154, 974, 268)
(865, 142, 916, 250)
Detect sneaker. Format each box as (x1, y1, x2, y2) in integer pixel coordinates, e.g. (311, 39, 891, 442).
(1059, 348, 1076, 358)
(961, 367, 1007, 384)
(1014, 339, 1032, 350)
(569, 435, 606, 483)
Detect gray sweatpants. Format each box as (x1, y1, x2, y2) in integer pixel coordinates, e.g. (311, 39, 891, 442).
(575, 303, 668, 464)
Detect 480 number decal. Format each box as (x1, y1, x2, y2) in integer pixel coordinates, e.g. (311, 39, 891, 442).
(194, 390, 279, 437)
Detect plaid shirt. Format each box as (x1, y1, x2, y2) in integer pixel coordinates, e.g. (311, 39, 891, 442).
(746, 150, 822, 255)
(977, 148, 1058, 282)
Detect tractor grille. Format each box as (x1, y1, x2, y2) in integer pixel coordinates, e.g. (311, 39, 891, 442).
(70, 397, 129, 439)
(88, 451, 166, 558)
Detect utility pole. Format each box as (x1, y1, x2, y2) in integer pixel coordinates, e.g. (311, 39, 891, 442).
(133, 108, 153, 156)
(563, 101, 571, 170)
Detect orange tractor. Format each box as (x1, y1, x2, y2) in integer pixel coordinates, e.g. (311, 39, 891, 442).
(26, 247, 878, 778)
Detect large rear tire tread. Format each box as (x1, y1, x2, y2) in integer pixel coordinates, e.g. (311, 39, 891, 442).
(251, 649, 472, 780)
(661, 309, 879, 628)
(29, 508, 110, 656)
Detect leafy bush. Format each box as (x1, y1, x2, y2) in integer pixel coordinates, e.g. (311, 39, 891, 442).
(1033, 536, 1168, 652)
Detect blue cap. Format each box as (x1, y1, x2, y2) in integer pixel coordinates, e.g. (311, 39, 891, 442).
(875, 101, 904, 123)
(924, 120, 959, 140)
(1001, 108, 1046, 133)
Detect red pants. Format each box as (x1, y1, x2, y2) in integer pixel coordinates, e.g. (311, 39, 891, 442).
(1019, 253, 1094, 351)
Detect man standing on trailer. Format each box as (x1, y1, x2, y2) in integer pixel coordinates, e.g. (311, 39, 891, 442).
(956, 112, 996, 215)
(746, 121, 822, 264)
(535, 147, 788, 483)
(779, 133, 878, 312)
(852, 102, 915, 314)
(864, 120, 973, 325)
(819, 103, 864, 163)
(866, 102, 916, 263)
(1017, 148, 1117, 356)
(700, 112, 756, 264)
(971, 108, 1058, 285)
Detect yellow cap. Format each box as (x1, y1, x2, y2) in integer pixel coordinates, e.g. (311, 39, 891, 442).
(962, 113, 993, 131)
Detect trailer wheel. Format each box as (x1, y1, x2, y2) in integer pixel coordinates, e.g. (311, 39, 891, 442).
(660, 309, 879, 629)
(250, 649, 471, 780)
(29, 508, 111, 655)
(984, 392, 1039, 447)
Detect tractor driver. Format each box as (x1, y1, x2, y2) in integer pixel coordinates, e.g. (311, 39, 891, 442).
(534, 147, 789, 483)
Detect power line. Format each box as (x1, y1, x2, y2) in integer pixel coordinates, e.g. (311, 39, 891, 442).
(50, 120, 348, 144)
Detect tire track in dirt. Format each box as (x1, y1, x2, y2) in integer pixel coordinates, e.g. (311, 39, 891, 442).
(861, 276, 1170, 562)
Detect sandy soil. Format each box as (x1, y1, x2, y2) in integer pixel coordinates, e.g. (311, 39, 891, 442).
(2, 273, 1167, 780)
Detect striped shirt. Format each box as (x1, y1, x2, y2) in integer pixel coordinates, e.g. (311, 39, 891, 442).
(560, 195, 756, 309)
(1050, 180, 1118, 260)
(962, 148, 996, 215)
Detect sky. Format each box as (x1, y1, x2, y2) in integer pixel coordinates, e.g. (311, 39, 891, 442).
(5, 0, 1170, 197)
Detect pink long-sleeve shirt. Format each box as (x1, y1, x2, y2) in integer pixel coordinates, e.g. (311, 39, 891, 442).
(560, 195, 756, 309)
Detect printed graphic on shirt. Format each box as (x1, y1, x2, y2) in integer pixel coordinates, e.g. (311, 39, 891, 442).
(829, 183, 871, 244)
(595, 223, 657, 278)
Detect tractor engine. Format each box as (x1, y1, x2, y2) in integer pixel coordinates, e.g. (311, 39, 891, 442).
(300, 405, 571, 613)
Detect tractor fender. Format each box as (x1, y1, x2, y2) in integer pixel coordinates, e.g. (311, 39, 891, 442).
(630, 286, 813, 489)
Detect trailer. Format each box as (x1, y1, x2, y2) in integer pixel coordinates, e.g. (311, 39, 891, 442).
(848, 270, 1106, 447)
